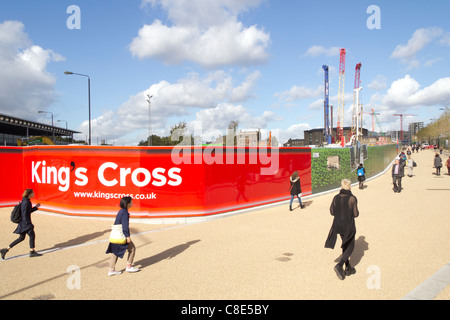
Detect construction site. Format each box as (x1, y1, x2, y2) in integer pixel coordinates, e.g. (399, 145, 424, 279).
(321, 49, 405, 148)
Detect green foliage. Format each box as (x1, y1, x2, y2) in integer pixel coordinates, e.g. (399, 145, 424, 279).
(311, 144, 398, 193)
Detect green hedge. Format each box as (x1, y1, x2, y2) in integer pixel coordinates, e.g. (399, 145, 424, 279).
(311, 144, 398, 193)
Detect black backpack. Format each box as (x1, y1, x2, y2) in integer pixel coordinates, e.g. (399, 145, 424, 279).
(10, 203, 22, 223)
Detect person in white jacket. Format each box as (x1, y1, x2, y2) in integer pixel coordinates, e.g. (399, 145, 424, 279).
(407, 156, 414, 177)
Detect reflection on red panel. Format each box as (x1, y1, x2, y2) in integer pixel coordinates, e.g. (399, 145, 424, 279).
(0, 146, 311, 219)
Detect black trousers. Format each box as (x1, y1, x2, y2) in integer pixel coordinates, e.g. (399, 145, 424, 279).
(392, 175, 402, 192)
(340, 234, 355, 265)
(9, 229, 36, 249)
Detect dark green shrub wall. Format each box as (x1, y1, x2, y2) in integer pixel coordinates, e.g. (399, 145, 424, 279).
(311, 144, 398, 193)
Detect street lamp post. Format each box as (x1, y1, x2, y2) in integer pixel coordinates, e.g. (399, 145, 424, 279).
(64, 71, 91, 145)
(38, 110, 54, 142)
(146, 95, 153, 146)
(57, 119, 72, 143)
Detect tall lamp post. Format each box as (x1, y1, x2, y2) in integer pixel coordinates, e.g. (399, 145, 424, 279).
(146, 94, 153, 146)
(38, 110, 54, 142)
(57, 119, 72, 143)
(64, 71, 91, 145)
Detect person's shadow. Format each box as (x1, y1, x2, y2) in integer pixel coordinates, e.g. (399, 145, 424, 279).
(334, 235, 369, 268)
(135, 240, 201, 269)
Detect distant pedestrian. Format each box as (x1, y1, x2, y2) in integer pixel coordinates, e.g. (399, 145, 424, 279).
(325, 179, 359, 280)
(357, 163, 366, 189)
(106, 196, 140, 276)
(434, 153, 442, 175)
(446, 156, 450, 175)
(1, 189, 42, 260)
(406, 156, 414, 177)
(289, 171, 304, 211)
(406, 148, 411, 156)
(392, 158, 405, 193)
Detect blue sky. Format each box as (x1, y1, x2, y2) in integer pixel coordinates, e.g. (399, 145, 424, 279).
(1, 0, 449, 145)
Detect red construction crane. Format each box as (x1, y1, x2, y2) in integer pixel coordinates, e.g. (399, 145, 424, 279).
(337, 49, 346, 145)
(393, 113, 417, 141)
(354, 63, 362, 89)
(364, 108, 380, 132)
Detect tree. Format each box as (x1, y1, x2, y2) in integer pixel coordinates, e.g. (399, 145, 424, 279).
(138, 120, 194, 146)
(226, 120, 239, 146)
(417, 107, 450, 147)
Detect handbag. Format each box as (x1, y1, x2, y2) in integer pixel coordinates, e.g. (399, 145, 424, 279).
(109, 224, 127, 244)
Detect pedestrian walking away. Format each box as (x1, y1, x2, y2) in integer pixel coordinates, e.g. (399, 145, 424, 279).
(391, 158, 405, 193)
(324, 179, 359, 280)
(1, 189, 42, 260)
(446, 156, 450, 175)
(106, 196, 140, 276)
(357, 163, 366, 189)
(434, 153, 442, 175)
(406, 156, 415, 177)
(289, 171, 305, 211)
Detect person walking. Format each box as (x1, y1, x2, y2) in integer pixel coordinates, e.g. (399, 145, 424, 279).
(446, 156, 450, 175)
(325, 179, 359, 280)
(392, 158, 405, 193)
(434, 153, 442, 175)
(357, 163, 366, 189)
(289, 171, 304, 211)
(106, 196, 140, 276)
(1, 189, 42, 260)
(406, 156, 414, 177)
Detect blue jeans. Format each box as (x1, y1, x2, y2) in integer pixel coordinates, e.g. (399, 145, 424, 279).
(290, 195, 302, 207)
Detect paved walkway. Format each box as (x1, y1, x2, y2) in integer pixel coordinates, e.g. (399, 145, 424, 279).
(0, 149, 449, 300)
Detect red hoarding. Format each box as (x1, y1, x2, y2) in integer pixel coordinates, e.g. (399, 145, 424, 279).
(0, 146, 311, 219)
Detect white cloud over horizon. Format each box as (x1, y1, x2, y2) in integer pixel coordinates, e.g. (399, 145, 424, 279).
(131, 0, 270, 68)
(390, 27, 446, 69)
(0, 20, 64, 120)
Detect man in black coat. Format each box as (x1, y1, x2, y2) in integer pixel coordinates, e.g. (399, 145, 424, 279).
(391, 158, 405, 193)
(325, 179, 359, 280)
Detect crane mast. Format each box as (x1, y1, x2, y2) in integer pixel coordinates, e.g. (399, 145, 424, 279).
(351, 63, 362, 142)
(322, 65, 331, 145)
(364, 108, 380, 132)
(393, 113, 417, 142)
(337, 49, 346, 146)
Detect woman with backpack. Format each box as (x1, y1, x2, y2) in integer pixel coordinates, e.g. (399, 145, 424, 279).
(1, 189, 42, 260)
(357, 163, 366, 189)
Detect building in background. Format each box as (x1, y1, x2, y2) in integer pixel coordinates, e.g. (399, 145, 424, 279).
(408, 122, 424, 142)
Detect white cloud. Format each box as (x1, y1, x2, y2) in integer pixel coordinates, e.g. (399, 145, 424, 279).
(364, 75, 450, 132)
(131, 0, 270, 68)
(0, 20, 64, 119)
(440, 32, 450, 46)
(391, 27, 443, 68)
(81, 70, 263, 145)
(303, 45, 340, 58)
(275, 85, 322, 102)
(367, 75, 387, 91)
(381, 75, 450, 108)
(280, 123, 311, 141)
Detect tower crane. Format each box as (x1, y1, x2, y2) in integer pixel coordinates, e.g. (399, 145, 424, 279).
(393, 113, 417, 142)
(322, 65, 331, 145)
(351, 63, 362, 142)
(337, 49, 346, 146)
(364, 108, 380, 132)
